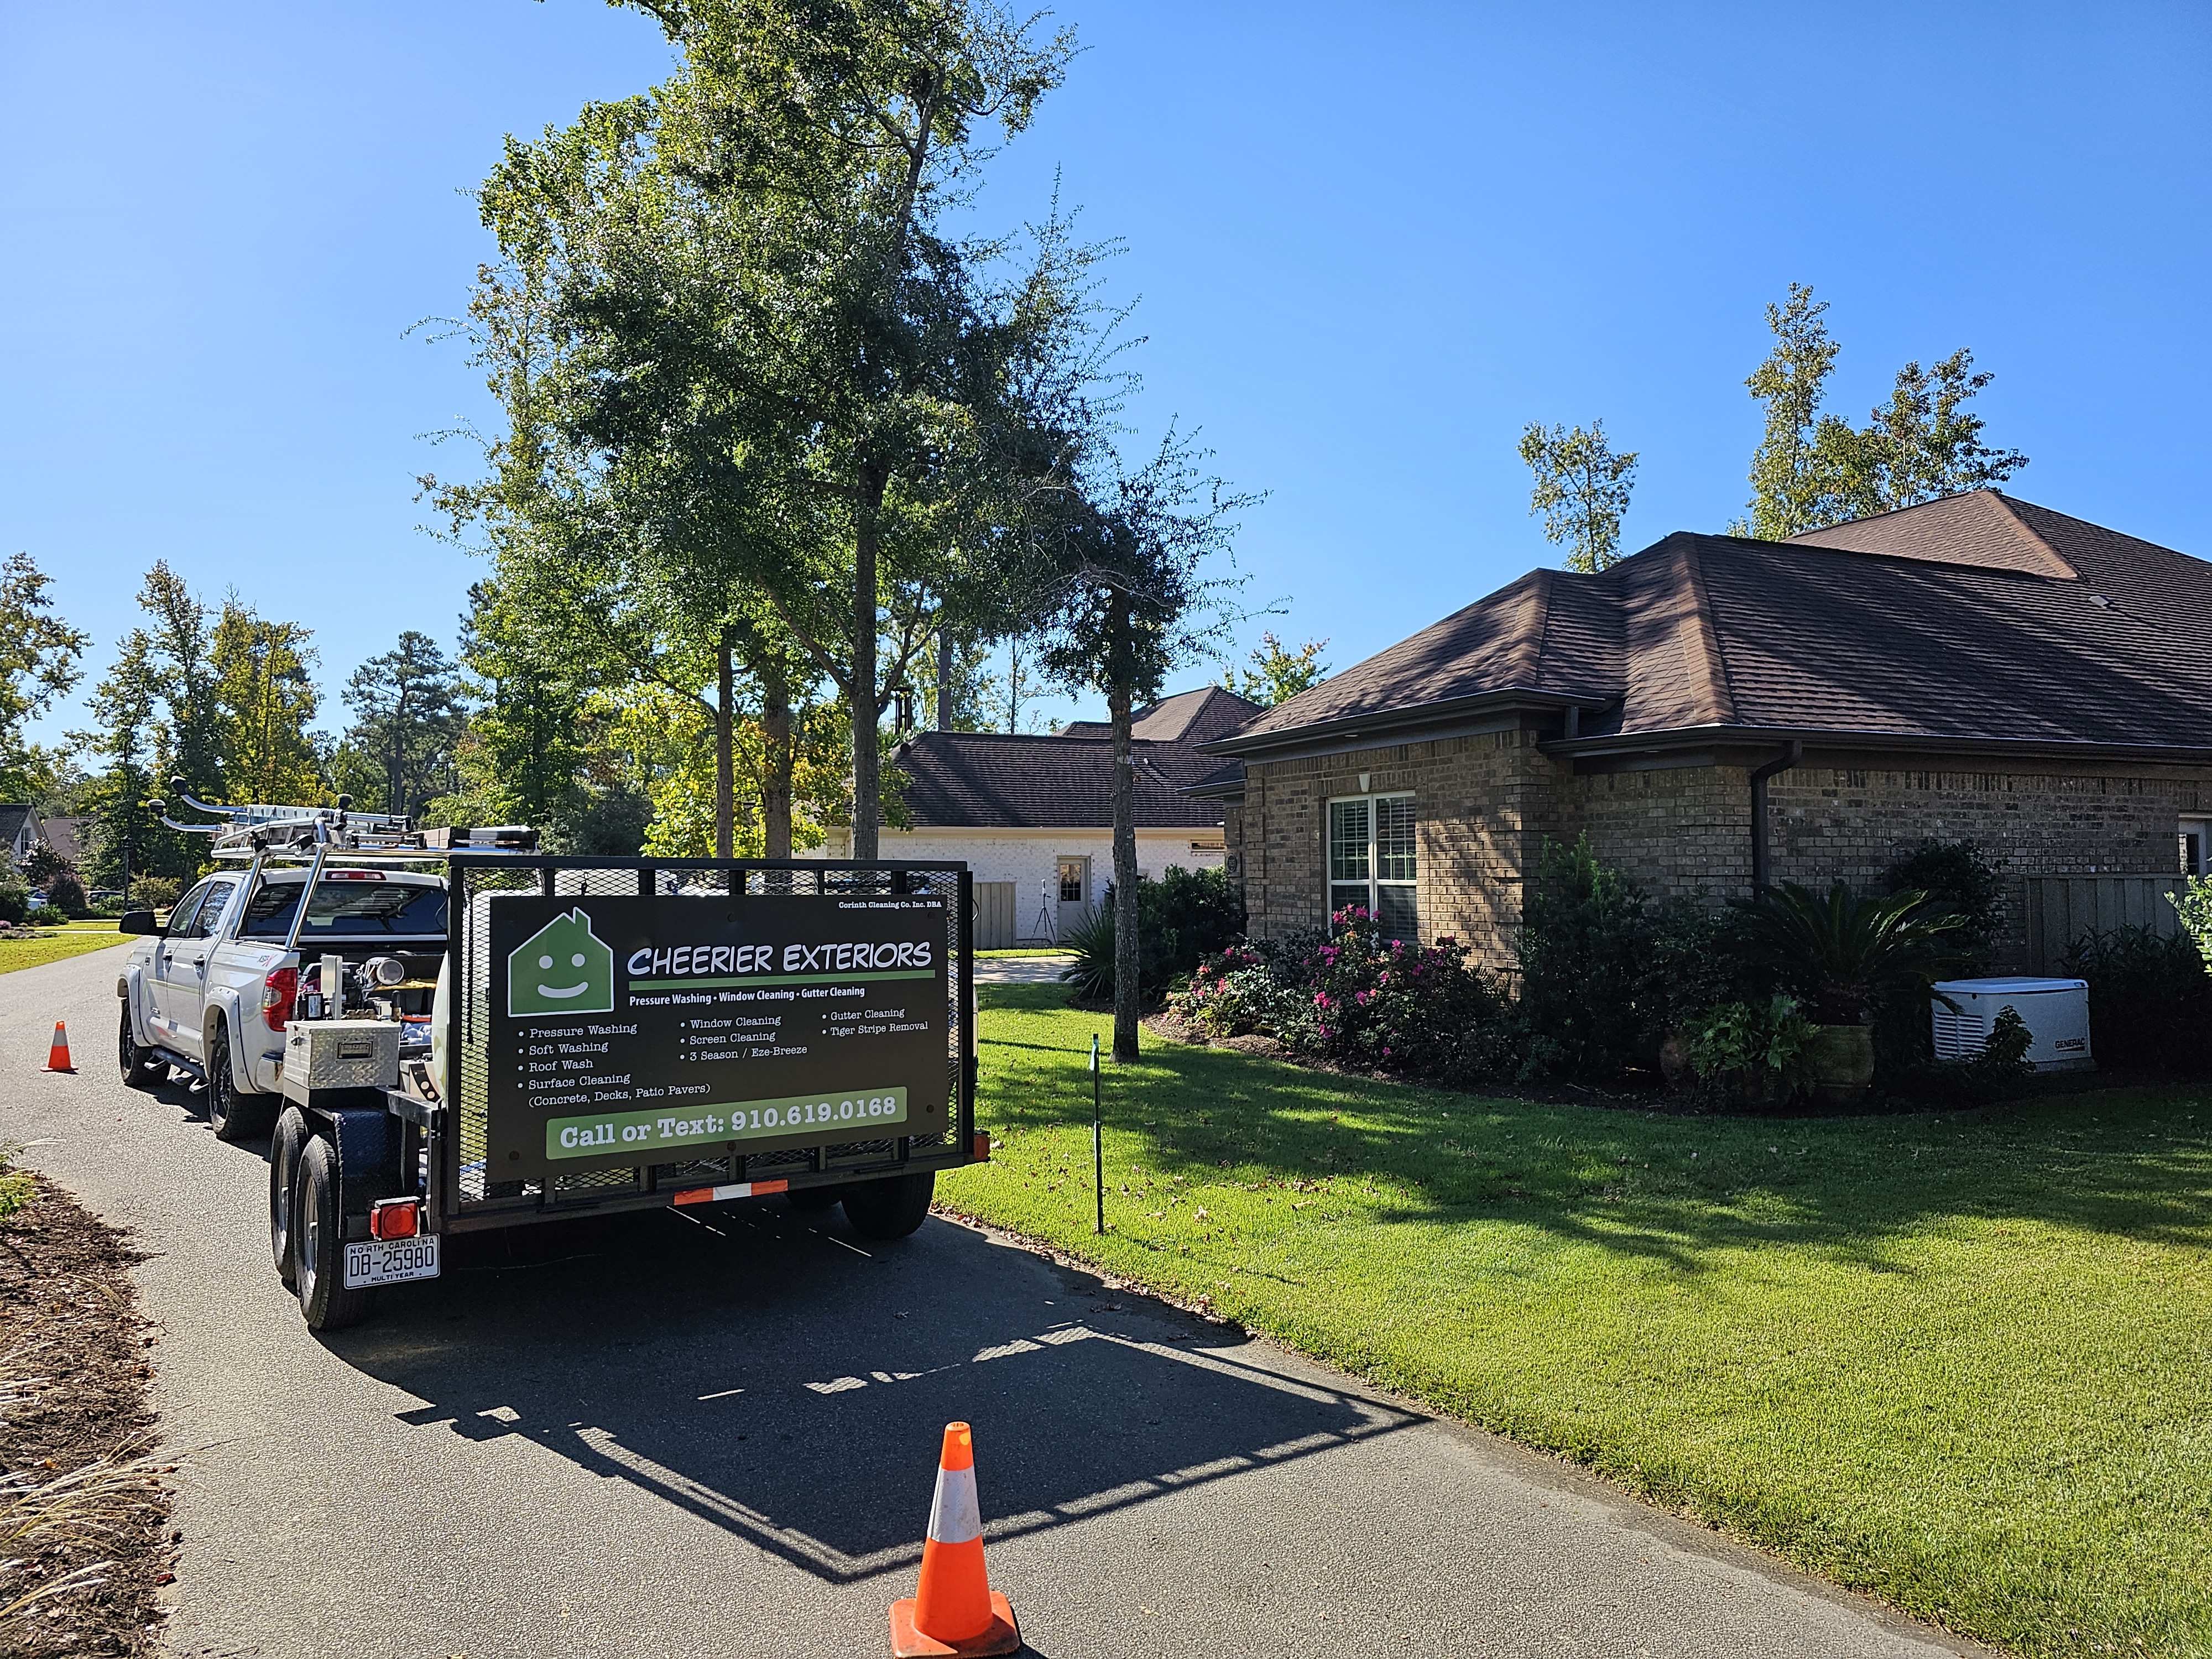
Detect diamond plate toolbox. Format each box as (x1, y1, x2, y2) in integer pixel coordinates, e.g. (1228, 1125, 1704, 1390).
(283, 1020, 401, 1095)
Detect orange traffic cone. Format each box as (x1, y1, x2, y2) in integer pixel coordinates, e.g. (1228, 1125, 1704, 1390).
(890, 1422, 1019, 1657)
(44, 1022, 74, 1073)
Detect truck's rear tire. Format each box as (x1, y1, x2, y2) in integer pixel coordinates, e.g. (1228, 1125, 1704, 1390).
(294, 1135, 369, 1331)
(205, 1019, 272, 1142)
(270, 1108, 307, 1286)
(841, 1171, 936, 1240)
(119, 1003, 166, 1091)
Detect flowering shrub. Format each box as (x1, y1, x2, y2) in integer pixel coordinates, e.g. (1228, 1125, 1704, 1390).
(1178, 906, 1510, 1081)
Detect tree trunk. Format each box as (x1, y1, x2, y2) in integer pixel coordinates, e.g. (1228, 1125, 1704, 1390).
(1109, 664, 1140, 1062)
(851, 479, 883, 861)
(763, 658, 794, 860)
(715, 628, 734, 862)
(936, 623, 954, 731)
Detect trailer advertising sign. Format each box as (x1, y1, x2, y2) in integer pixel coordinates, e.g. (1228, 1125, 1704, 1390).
(482, 893, 950, 1179)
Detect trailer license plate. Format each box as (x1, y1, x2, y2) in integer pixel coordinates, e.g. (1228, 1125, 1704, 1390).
(344, 1235, 440, 1289)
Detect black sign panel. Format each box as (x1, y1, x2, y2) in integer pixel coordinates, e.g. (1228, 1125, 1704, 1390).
(483, 893, 949, 1180)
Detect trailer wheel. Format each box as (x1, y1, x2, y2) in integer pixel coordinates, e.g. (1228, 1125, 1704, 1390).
(205, 1019, 271, 1142)
(786, 1185, 844, 1213)
(118, 1003, 166, 1091)
(294, 1136, 368, 1331)
(269, 1108, 307, 1286)
(841, 1171, 936, 1240)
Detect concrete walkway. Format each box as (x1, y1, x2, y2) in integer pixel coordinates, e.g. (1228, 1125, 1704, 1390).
(975, 952, 1076, 985)
(8, 946, 1994, 1659)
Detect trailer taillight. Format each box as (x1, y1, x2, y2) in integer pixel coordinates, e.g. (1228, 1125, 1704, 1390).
(972, 1131, 992, 1162)
(369, 1198, 420, 1240)
(262, 966, 299, 1031)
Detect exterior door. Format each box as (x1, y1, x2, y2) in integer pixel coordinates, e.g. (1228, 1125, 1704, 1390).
(1055, 856, 1092, 941)
(150, 880, 212, 1035)
(154, 878, 234, 1045)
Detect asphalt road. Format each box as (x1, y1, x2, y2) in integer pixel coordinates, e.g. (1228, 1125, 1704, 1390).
(9, 944, 1996, 1659)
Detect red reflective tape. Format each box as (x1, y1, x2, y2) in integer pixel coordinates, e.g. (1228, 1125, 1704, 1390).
(672, 1178, 786, 1207)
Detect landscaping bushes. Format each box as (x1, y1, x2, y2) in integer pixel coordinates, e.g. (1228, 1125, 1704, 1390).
(1062, 866, 1245, 1002)
(1181, 905, 1512, 1080)
(1173, 835, 2033, 1110)
(2060, 924, 2212, 1076)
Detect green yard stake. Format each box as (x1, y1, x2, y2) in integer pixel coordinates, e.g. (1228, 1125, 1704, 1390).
(1091, 1032, 1104, 1235)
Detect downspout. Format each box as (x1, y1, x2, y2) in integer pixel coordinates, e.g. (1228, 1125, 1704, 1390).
(1748, 740, 1803, 891)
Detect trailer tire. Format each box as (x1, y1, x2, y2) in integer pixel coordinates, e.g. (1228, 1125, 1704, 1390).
(205, 1019, 271, 1142)
(841, 1171, 935, 1240)
(118, 1003, 166, 1091)
(294, 1135, 369, 1331)
(786, 1185, 844, 1213)
(269, 1108, 307, 1286)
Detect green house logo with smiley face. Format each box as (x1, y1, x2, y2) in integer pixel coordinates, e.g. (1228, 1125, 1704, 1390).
(508, 909, 616, 1018)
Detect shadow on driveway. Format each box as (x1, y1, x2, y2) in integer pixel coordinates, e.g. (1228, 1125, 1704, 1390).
(328, 1199, 1415, 1585)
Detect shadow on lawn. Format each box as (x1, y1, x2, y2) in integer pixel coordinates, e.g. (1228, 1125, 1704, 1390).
(979, 986, 2212, 1273)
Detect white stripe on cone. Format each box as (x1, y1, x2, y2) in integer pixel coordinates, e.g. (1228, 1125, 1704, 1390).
(927, 1463, 981, 1545)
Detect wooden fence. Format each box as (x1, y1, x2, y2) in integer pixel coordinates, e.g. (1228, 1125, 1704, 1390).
(973, 881, 1016, 952)
(2021, 875, 2189, 974)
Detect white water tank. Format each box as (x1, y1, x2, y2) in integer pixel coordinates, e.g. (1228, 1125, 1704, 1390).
(1931, 977, 2093, 1072)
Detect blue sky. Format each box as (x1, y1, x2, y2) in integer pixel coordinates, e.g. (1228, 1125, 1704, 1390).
(5, 1, 2209, 750)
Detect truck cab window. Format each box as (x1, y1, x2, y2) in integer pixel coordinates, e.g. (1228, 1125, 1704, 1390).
(163, 883, 211, 938)
(187, 880, 238, 939)
(240, 879, 449, 939)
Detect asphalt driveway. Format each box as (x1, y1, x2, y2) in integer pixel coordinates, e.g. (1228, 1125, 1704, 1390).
(8, 945, 1994, 1658)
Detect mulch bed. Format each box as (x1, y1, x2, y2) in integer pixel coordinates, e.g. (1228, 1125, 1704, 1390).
(1, 1175, 174, 1657)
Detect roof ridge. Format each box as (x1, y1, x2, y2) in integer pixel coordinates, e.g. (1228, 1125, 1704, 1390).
(1672, 536, 1740, 726)
(1980, 491, 2079, 580)
(1511, 569, 1553, 687)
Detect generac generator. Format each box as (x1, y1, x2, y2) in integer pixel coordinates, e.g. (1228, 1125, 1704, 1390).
(1931, 977, 2093, 1072)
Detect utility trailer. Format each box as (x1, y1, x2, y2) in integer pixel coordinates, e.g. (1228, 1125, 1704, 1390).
(258, 847, 978, 1331)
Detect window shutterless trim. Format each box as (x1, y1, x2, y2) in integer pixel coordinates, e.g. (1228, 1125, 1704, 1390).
(1325, 792, 1416, 938)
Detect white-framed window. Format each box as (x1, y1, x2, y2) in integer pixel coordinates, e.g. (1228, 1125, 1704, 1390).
(1327, 792, 1416, 939)
(2183, 818, 2210, 877)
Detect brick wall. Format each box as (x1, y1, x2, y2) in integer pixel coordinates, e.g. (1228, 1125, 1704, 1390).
(1230, 738, 2211, 973)
(1231, 726, 1552, 963)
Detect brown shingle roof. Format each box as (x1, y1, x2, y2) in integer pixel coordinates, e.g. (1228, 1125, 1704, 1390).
(891, 732, 1230, 829)
(1057, 685, 1261, 744)
(1213, 492, 2212, 759)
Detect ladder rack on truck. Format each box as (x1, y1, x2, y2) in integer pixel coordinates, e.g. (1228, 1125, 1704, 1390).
(244, 846, 978, 1331)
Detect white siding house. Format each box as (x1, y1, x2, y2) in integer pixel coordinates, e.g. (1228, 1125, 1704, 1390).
(805, 687, 1255, 946)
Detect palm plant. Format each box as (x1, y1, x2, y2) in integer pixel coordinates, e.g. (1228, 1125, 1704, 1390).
(1732, 880, 1974, 1024)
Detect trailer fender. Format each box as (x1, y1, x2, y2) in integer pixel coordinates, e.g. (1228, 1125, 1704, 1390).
(309, 1105, 404, 1233)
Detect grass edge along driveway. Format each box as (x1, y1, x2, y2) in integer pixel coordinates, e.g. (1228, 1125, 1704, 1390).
(940, 984, 2212, 1659)
(0, 928, 130, 975)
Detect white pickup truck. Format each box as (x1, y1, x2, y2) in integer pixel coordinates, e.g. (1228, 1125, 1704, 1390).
(117, 865, 447, 1140)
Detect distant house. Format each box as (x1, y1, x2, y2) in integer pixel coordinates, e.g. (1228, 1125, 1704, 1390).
(40, 816, 94, 870)
(810, 686, 1261, 946)
(0, 805, 44, 868)
(1196, 491, 2212, 972)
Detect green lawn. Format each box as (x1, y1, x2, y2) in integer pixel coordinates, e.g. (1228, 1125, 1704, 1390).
(0, 929, 131, 974)
(941, 985, 2212, 1658)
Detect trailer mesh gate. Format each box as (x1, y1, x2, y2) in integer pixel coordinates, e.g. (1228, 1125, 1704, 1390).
(445, 857, 972, 1219)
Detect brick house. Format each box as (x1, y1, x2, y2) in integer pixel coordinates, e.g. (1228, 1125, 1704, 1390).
(1193, 492, 2212, 971)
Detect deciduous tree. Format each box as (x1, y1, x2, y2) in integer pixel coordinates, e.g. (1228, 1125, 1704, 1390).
(1735, 284, 2028, 538)
(1518, 421, 1639, 572)
(0, 552, 88, 802)
(1223, 632, 1329, 707)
